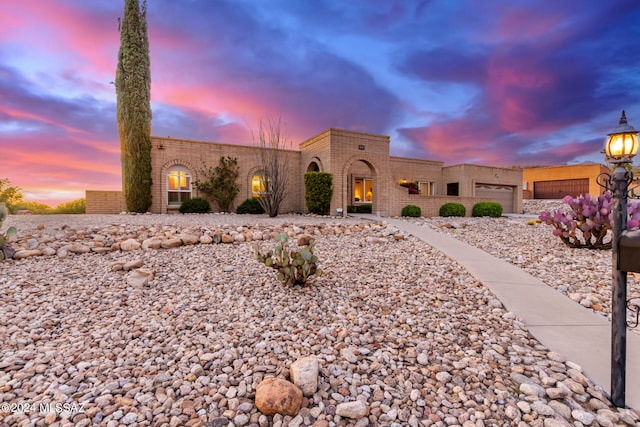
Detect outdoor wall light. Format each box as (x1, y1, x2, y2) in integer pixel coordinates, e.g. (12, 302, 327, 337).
(605, 110, 638, 162)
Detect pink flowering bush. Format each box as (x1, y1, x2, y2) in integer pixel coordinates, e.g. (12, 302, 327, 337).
(538, 192, 640, 250)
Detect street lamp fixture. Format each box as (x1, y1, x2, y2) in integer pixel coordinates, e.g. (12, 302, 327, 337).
(604, 110, 639, 407)
(606, 110, 638, 163)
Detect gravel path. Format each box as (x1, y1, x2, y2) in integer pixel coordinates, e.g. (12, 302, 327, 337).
(1, 213, 639, 426)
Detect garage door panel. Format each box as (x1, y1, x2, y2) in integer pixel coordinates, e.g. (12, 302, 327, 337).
(475, 184, 514, 213)
(533, 179, 588, 199)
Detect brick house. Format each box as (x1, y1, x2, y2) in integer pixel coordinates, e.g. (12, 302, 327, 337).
(86, 128, 523, 216)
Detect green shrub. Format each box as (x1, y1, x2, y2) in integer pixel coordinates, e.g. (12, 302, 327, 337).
(236, 198, 265, 214)
(304, 172, 333, 215)
(52, 198, 86, 214)
(472, 201, 503, 218)
(347, 204, 372, 214)
(179, 197, 210, 214)
(439, 203, 466, 217)
(194, 156, 240, 212)
(401, 205, 421, 217)
(254, 233, 322, 286)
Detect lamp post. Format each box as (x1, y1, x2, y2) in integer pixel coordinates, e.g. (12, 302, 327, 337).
(605, 110, 638, 407)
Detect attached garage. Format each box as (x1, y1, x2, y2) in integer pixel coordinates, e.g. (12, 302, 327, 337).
(533, 178, 589, 199)
(475, 184, 515, 213)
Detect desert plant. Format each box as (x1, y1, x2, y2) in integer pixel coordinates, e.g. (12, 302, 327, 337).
(347, 204, 372, 214)
(194, 157, 240, 212)
(539, 192, 640, 250)
(472, 202, 503, 218)
(236, 198, 265, 214)
(179, 197, 210, 214)
(253, 118, 290, 217)
(0, 203, 17, 260)
(401, 205, 421, 217)
(254, 233, 322, 286)
(116, 0, 153, 213)
(439, 202, 466, 217)
(304, 172, 333, 215)
(0, 178, 24, 213)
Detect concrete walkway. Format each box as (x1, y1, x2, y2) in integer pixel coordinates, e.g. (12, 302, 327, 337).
(368, 216, 640, 410)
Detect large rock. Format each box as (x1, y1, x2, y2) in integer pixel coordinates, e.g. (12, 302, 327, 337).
(290, 356, 319, 396)
(161, 238, 182, 249)
(255, 378, 302, 416)
(120, 239, 141, 251)
(142, 237, 163, 250)
(13, 249, 42, 259)
(297, 234, 314, 246)
(336, 401, 369, 419)
(69, 243, 90, 254)
(126, 268, 154, 288)
(178, 233, 200, 245)
(221, 234, 234, 244)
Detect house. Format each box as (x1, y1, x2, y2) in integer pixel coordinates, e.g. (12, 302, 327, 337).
(86, 128, 523, 216)
(522, 164, 611, 199)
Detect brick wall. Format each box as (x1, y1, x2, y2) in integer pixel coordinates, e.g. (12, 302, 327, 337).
(86, 191, 125, 214)
(151, 137, 302, 214)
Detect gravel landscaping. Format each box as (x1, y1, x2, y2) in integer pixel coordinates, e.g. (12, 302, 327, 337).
(1, 212, 639, 426)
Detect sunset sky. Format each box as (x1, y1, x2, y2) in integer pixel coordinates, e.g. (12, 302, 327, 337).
(1, 1, 640, 207)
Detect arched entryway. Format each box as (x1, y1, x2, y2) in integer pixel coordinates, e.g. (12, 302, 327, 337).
(342, 157, 378, 214)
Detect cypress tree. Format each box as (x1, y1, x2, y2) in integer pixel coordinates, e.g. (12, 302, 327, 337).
(116, 0, 152, 212)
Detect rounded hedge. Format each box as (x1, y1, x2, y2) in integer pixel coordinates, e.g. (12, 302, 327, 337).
(401, 205, 421, 217)
(179, 197, 210, 214)
(472, 201, 503, 218)
(439, 203, 466, 217)
(236, 198, 265, 214)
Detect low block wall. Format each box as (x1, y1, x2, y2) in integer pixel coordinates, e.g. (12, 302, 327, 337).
(86, 191, 125, 214)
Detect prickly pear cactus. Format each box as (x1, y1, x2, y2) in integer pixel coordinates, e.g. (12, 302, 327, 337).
(254, 233, 322, 286)
(0, 202, 17, 260)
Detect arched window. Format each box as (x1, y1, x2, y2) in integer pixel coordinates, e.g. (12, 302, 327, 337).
(167, 166, 191, 205)
(251, 172, 269, 198)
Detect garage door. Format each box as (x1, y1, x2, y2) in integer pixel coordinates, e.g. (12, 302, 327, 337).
(533, 178, 589, 199)
(475, 184, 514, 213)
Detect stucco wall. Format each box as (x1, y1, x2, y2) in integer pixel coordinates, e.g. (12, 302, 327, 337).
(522, 164, 610, 199)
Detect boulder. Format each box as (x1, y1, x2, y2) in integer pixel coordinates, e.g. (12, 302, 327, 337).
(123, 259, 144, 271)
(178, 233, 200, 245)
(161, 238, 182, 249)
(335, 401, 369, 419)
(13, 249, 42, 259)
(126, 268, 154, 288)
(142, 238, 163, 250)
(221, 234, 234, 244)
(255, 378, 302, 416)
(69, 243, 91, 254)
(200, 234, 213, 244)
(297, 234, 314, 246)
(120, 239, 141, 251)
(290, 355, 319, 396)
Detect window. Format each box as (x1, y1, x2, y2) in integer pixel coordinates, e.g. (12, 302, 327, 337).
(419, 181, 435, 196)
(252, 173, 269, 198)
(354, 178, 372, 203)
(447, 182, 459, 196)
(167, 166, 191, 205)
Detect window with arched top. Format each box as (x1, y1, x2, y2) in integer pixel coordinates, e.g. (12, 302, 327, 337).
(167, 166, 192, 205)
(251, 172, 269, 198)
